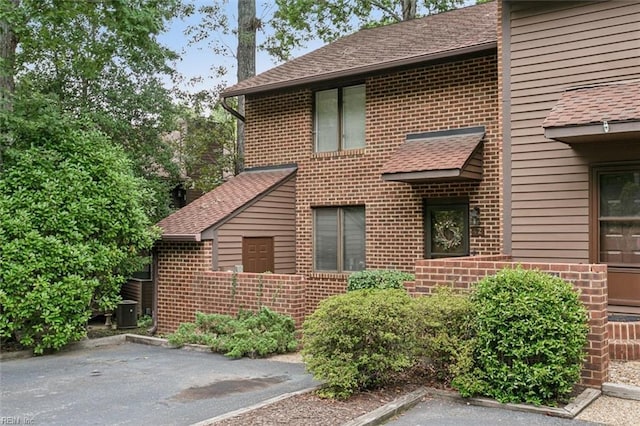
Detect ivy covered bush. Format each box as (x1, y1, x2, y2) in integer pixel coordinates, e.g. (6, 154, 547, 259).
(302, 289, 417, 399)
(167, 308, 298, 359)
(452, 267, 589, 405)
(413, 287, 474, 383)
(346, 269, 414, 292)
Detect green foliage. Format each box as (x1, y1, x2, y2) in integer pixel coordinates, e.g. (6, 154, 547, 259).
(174, 105, 238, 194)
(264, 0, 466, 61)
(452, 267, 589, 405)
(137, 315, 153, 329)
(346, 269, 414, 292)
(167, 308, 298, 359)
(413, 287, 474, 383)
(0, 97, 158, 354)
(2, 0, 183, 222)
(302, 289, 417, 399)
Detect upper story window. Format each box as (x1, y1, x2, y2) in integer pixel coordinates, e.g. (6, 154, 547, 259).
(314, 84, 365, 152)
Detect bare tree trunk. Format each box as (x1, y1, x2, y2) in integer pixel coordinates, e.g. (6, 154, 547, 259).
(0, 0, 19, 112)
(236, 0, 257, 174)
(402, 0, 417, 20)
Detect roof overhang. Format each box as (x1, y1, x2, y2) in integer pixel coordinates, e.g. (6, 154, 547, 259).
(222, 42, 497, 98)
(543, 81, 640, 144)
(381, 127, 485, 184)
(544, 121, 640, 144)
(160, 233, 203, 242)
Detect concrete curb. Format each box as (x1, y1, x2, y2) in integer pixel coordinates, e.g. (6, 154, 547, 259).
(603, 382, 640, 401)
(190, 386, 321, 426)
(342, 388, 428, 426)
(424, 387, 601, 419)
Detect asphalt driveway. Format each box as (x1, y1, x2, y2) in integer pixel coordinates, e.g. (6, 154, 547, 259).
(0, 342, 316, 425)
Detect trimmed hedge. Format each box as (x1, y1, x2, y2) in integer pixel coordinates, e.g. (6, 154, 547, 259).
(346, 269, 414, 292)
(452, 267, 589, 405)
(302, 289, 417, 399)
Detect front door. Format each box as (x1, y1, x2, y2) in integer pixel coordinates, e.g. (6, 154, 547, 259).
(424, 199, 470, 259)
(594, 165, 640, 307)
(242, 237, 275, 273)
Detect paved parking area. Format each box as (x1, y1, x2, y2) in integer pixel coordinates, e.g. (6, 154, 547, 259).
(0, 342, 316, 425)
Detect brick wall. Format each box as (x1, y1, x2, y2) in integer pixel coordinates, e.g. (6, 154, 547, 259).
(156, 240, 306, 333)
(413, 255, 609, 388)
(245, 53, 502, 299)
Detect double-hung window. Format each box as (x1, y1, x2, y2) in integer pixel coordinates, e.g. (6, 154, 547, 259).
(314, 84, 365, 152)
(314, 206, 366, 272)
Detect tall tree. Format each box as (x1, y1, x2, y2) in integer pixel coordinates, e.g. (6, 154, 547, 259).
(236, 0, 257, 173)
(1, 0, 182, 221)
(0, 0, 18, 112)
(263, 0, 465, 61)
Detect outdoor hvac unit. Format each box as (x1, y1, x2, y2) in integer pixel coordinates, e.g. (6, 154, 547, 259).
(116, 300, 138, 329)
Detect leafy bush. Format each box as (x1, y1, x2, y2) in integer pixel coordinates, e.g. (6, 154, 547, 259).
(302, 289, 417, 399)
(167, 308, 298, 359)
(413, 287, 475, 383)
(0, 96, 158, 354)
(452, 267, 589, 405)
(346, 270, 414, 292)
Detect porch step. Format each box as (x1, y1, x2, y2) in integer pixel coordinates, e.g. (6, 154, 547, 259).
(609, 340, 640, 361)
(608, 321, 640, 360)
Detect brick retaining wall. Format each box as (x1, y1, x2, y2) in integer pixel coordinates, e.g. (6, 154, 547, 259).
(413, 255, 609, 388)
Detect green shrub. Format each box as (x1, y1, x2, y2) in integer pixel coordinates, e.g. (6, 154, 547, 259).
(0, 97, 158, 354)
(167, 308, 298, 359)
(346, 270, 414, 292)
(452, 267, 589, 405)
(302, 289, 417, 399)
(413, 287, 475, 383)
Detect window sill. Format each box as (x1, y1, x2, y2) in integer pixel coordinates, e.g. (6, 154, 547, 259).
(313, 148, 366, 159)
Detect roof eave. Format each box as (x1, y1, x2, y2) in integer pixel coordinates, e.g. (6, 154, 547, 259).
(222, 41, 497, 98)
(160, 233, 203, 242)
(544, 121, 640, 144)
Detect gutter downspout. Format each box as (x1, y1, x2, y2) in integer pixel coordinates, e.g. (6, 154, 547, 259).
(148, 246, 159, 335)
(221, 96, 246, 174)
(220, 96, 245, 122)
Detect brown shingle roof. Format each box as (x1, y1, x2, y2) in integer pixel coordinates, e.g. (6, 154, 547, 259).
(543, 81, 640, 129)
(222, 2, 497, 97)
(157, 166, 296, 241)
(381, 127, 484, 182)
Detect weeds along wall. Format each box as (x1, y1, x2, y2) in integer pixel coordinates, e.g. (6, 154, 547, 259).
(156, 240, 305, 334)
(412, 255, 609, 388)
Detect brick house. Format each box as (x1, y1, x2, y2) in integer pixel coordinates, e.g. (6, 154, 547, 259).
(152, 0, 628, 386)
(153, 1, 502, 332)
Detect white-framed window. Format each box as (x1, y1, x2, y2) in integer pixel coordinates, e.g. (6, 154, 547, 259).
(314, 84, 365, 152)
(313, 206, 366, 272)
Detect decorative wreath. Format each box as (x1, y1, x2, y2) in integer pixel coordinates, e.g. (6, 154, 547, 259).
(434, 217, 463, 251)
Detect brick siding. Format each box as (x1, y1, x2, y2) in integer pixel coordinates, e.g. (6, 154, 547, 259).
(412, 255, 609, 388)
(245, 53, 502, 299)
(156, 240, 305, 333)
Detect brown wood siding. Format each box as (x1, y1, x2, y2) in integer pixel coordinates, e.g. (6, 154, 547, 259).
(508, 0, 640, 262)
(215, 177, 296, 273)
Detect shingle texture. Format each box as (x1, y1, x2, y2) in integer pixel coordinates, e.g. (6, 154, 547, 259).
(223, 1, 497, 96)
(543, 81, 640, 128)
(382, 131, 484, 175)
(157, 166, 296, 239)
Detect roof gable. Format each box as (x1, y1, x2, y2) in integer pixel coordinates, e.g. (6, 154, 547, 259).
(157, 165, 297, 241)
(223, 2, 497, 97)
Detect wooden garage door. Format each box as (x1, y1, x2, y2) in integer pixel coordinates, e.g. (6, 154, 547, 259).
(242, 237, 274, 273)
